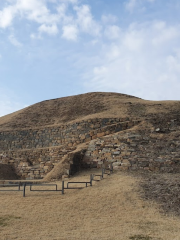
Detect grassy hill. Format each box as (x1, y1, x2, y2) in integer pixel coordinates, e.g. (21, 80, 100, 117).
(0, 92, 179, 130)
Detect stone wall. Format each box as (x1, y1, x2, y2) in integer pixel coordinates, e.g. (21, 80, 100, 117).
(83, 130, 180, 173)
(1, 114, 179, 179)
(0, 118, 138, 151)
(0, 146, 76, 179)
(0, 118, 140, 179)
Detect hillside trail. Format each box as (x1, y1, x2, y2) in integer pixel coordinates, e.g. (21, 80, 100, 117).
(0, 170, 180, 240)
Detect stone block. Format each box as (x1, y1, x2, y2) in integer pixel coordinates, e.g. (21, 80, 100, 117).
(113, 151, 120, 155)
(92, 135, 97, 140)
(119, 166, 129, 171)
(9, 160, 15, 163)
(104, 153, 111, 157)
(62, 174, 69, 179)
(97, 132, 105, 138)
(85, 137, 92, 142)
(18, 162, 30, 167)
(121, 160, 131, 167)
(113, 162, 121, 167)
(105, 130, 111, 135)
(80, 134, 86, 140)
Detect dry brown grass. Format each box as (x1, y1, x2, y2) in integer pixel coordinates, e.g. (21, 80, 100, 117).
(0, 170, 180, 240)
(0, 92, 179, 131)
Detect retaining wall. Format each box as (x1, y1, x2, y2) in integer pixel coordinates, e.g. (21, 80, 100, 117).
(0, 118, 138, 151)
(83, 130, 180, 172)
(0, 118, 140, 179)
(0, 146, 76, 179)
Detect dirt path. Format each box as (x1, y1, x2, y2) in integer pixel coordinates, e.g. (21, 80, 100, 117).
(0, 170, 180, 240)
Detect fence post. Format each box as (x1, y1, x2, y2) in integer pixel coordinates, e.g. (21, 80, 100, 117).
(23, 183, 26, 197)
(18, 183, 21, 191)
(111, 162, 113, 173)
(110, 162, 113, 173)
(90, 174, 92, 186)
(62, 181, 64, 195)
(102, 168, 104, 179)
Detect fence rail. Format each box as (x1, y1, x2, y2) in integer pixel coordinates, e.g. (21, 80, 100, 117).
(66, 174, 93, 189)
(0, 164, 113, 197)
(0, 182, 64, 197)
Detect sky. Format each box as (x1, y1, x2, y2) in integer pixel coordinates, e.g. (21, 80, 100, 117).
(0, 0, 180, 117)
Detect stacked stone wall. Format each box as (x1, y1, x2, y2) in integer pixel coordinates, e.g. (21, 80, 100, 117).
(0, 118, 137, 151)
(0, 146, 75, 179)
(83, 131, 180, 172)
(0, 118, 140, 179)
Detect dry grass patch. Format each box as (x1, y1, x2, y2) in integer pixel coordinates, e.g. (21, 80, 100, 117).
(0, 215, 21, 227)
(139, 172, 180, 217)
(129, 235, 153, 240)
(0, 170, 180, 240)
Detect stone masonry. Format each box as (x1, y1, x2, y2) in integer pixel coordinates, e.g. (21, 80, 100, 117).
(83, 127, 180, 173)
(0, 118, 140, 179)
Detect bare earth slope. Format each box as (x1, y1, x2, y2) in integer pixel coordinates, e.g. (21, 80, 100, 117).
(0, 92, 179, 131)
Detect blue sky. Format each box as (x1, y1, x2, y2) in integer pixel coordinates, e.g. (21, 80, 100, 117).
(0, 0, 180, 116)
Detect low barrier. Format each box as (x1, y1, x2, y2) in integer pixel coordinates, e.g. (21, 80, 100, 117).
(0, 182, 64, 197)
(66, 174, 93, 189)
(92, 163, 113, 181)
(0, 164, 113, 197)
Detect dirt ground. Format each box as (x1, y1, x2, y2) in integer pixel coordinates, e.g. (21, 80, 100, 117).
(0, 170, 180, 240)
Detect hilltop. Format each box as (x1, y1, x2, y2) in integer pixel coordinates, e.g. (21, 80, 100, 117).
(0, 92, 180, 131)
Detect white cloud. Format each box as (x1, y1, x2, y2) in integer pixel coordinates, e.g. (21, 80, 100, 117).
(0, 0, 59, 28)
(62, 24, 78, 41)
(152, 22, 179, 46)
(58, 0, 78, 4)
(38, 24, 58, 35)
(122, 30, 144, 51)
(8, 34, 22, 47)
(16, 0, 60, 24)
(0, 6, 16, 28)
(83, 21, 180, 100)
(125, 0, 156, 12)
(166, 54, 180, 73)
(74, 5, 101, 36)
(0, 1, 102, 41)
(104, 25, 121, 40)
(101, 14, 118, 24)
(30, 33, 41, 39)
(106, 44, 120, 60)
(125, 0, 137, 12)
